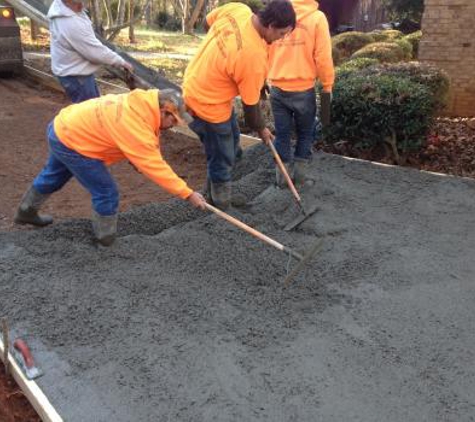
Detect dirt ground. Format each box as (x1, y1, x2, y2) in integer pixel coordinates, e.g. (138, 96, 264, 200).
(0, 361, 40, 422)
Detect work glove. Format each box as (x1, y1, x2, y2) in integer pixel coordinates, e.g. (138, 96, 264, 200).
(124, 68, 137, 90)
(320, 91, 332, 127)
(260, 82, 270, 101)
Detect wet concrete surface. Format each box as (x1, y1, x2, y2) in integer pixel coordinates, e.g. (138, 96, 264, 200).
(1, 146, 475, 421)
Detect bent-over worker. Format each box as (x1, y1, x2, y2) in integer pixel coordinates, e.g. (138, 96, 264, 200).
(14, 89, 207, 246)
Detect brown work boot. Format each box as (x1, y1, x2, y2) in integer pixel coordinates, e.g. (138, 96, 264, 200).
(14, 186, 53, 227)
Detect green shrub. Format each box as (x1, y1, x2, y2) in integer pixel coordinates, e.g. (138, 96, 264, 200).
(403, 30, 422, 58)
(369, 29, 404, 42)
(358, 61, 450, 111)
(332, 31, 375, 60)
(336, 57, 380, 79)
(324, 73, 437, 158)
(395, 38, 413, 59)
(351, 41, 409, 63)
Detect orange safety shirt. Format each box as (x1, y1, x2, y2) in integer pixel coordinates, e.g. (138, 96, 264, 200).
(53, 89, 193, 199)
(183, 2, 268, 123)
(268, 0, 334, 92)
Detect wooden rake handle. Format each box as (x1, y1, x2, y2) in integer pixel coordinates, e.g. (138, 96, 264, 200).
(204, 203, 303, 260)
(268, 142, 302, 205)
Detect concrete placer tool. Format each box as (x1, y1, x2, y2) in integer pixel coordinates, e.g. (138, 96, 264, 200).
(205, 203, 323, 285)
(13, 338, 42, 380)
(267, 142, 320, 231)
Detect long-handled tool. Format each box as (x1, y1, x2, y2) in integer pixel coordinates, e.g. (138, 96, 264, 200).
(205, 203, 323, 285)
(267, 142, 320, 231)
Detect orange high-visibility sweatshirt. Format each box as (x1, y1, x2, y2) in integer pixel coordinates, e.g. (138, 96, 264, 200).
(53, 89, 193, 199)
(183, 2, 268, 123)
(268, 0, 334, 92)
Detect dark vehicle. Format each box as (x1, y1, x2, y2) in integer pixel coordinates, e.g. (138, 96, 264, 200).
(0, 5, 23, 74)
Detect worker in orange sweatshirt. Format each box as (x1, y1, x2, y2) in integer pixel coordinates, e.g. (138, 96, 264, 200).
(183, 0, 296, 210)
(268, 0, 334, 187)
(14, 89, 207, 246)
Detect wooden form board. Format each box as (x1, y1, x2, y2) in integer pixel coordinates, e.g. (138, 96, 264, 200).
(0, 340, 63, 422)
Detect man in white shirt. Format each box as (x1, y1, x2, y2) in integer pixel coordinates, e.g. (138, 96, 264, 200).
(48, 0, 133, 103)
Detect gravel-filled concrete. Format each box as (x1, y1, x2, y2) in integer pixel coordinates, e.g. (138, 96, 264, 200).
(1, 145, 475, 421)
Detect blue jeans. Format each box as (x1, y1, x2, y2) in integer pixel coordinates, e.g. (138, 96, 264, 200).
(189, 111, 240, 183)
(33, 122, 119, 216)
(270, 86, 317, 163)
(57, 74, 100, 103)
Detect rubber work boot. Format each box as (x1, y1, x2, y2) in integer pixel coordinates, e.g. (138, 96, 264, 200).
(275, 162, 294, 189)
(210, 181, 247, 210)
(14, 186, 53, 227)
(294, 157, 311, 187)
(92, 210, 118, 246)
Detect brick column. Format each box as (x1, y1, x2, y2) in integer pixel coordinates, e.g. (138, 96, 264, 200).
(419, 0, 475, 117)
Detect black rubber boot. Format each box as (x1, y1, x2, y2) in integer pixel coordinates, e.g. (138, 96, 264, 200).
(92, 210, 118, 246)
(14, 186, 53, 227)
(210, 181, 231, 210)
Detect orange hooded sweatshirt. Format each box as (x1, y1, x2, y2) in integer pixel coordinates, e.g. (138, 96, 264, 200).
(53, 89, 193, 199)
(183, 2, 268, 123)
(268, 0, 334, 92)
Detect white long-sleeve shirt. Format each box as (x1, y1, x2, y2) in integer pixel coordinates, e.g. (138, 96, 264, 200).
(48, 0, 126, 76)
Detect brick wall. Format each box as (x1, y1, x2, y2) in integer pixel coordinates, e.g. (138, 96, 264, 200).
(419, 0, 475, 117)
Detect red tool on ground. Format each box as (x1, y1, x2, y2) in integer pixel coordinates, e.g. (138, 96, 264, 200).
(13, 338, 42, 380)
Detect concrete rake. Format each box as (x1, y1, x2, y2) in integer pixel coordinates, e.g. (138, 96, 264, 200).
(205, 203, 323, 285)
(268, 142, 319, 231)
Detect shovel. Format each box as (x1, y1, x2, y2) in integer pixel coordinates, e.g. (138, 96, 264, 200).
(267, 142, 319, 231)
(205, 203, 323, 285)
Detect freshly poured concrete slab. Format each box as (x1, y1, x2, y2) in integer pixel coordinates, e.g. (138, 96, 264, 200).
(1, 148, 474, 421)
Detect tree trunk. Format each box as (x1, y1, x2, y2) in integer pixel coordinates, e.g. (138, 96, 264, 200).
(91, 0, 104, 34)
(30, 19, 40, 40)
(117, 0, 126, 25)
(185, 0, 205, 34)
(145, 0, 152, 27)
(129, 0, 136, 43)
(181, 0, 189, 34)
(103, 0, 113, 28)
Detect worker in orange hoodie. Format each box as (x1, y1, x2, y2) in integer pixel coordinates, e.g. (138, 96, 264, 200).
(268, 0, 334, 187)
(14, 89, 207, 246)
(183, 0, 296, 210)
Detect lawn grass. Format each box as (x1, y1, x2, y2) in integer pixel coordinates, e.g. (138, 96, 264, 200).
(140, 57, 189, 85)
(18, 18, 202, 56)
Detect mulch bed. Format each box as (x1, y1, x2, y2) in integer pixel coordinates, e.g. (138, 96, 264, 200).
(319, 117, 475, 179)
